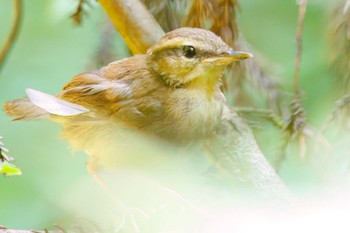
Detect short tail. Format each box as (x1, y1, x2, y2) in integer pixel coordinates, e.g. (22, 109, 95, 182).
(3, 97, 49, 121)
(3, 88, 90, 121)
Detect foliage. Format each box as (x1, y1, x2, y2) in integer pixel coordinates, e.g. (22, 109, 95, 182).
(0, 136, 21, 176)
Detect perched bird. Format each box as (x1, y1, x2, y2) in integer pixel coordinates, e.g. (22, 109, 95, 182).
(3, 27, 252, 173)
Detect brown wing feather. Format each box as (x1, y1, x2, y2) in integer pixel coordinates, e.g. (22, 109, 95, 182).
(59, 55, 164, 126)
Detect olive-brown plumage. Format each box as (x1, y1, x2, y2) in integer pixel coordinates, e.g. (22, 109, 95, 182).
(3, 27, 252, 170)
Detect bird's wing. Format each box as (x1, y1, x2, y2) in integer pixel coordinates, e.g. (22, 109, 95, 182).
(26, 88, 89, 116)
(59, 55, 163, 118)
(59, 71, 133, 116)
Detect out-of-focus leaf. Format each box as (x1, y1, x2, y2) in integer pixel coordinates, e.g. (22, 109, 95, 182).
(0, 162, 22, 176)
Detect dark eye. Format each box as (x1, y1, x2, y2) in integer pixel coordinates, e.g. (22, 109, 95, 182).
(183, 45, 196, 58)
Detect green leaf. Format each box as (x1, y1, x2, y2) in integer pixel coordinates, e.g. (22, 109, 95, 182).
(0, 162, 22, 176)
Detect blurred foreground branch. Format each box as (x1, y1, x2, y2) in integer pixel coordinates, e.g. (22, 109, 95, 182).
(0, 229, 49, 233)
(0, 225, 52, 233)
(0, 226, 89, 233)
(0, 0, 22, 72)
(0, 221, 103, 233)
(208, 108, 291, 200)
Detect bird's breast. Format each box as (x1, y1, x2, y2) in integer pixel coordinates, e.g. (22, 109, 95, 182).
(156, 88, 225, 144)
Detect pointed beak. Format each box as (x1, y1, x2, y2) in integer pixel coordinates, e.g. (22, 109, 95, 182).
(225, 50, 254, 61)
(203, 49, 253, 65)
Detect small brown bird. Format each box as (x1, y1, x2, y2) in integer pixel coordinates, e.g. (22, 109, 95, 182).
(3, 27, 252, 172)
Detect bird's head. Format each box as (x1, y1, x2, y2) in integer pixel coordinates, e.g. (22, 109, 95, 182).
(147, 27, 253, 89)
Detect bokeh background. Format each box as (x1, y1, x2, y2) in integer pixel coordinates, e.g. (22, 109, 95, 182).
(0, 0, 346, 230)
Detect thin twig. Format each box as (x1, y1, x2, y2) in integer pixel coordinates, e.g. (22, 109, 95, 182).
(0, 229, 57, 233)
(285, 0, 308, 136)
(0, 0, 22, 72)
(293, 0, 307, 96)
(281, 0, 308, 163)
(234, 107, 286, 130)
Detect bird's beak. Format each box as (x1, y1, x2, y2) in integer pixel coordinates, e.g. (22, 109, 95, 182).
(203, 49, 253, 65)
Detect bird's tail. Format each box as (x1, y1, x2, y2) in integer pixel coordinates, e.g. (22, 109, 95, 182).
(3, 88, 89, 121)
(3, 97, 50, 121)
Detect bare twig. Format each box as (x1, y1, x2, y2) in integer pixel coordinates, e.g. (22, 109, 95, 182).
(279, 0, 309, 164)
(234, 107, 286, 130)
(0, 229, 57, 233)
(285, 0, 308, 137)
(0, 0, 22, 72)
(293, 0, 307, 97)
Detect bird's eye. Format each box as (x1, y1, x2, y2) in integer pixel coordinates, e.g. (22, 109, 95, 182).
(183, 45, 196, 58)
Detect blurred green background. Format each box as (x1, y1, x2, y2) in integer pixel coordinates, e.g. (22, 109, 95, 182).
(0, 0, 109, 228)
(0, 0, 340, 230)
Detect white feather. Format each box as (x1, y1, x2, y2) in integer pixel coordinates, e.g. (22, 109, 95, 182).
(26, 88, 89, 116)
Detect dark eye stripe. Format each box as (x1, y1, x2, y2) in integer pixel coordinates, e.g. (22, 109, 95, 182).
(183, 45, 196, 58)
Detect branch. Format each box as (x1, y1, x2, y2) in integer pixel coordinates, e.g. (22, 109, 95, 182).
(284, 0, 308, 144)
(293, 0, 307, 97)
(98, 0, 165, 54)
(207, 107, 292, 200)
(0, 225, 53, 233)
(0, 222, 101, 233)
(234, 106, 286, 130)
(0, 0, 22, 72)
(0, 230, 48, 233)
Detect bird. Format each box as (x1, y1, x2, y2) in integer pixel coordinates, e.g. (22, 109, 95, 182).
(3, 27, 252, 174)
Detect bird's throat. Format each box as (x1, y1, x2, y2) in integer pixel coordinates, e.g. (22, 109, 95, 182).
(185, 69, 223, 96)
